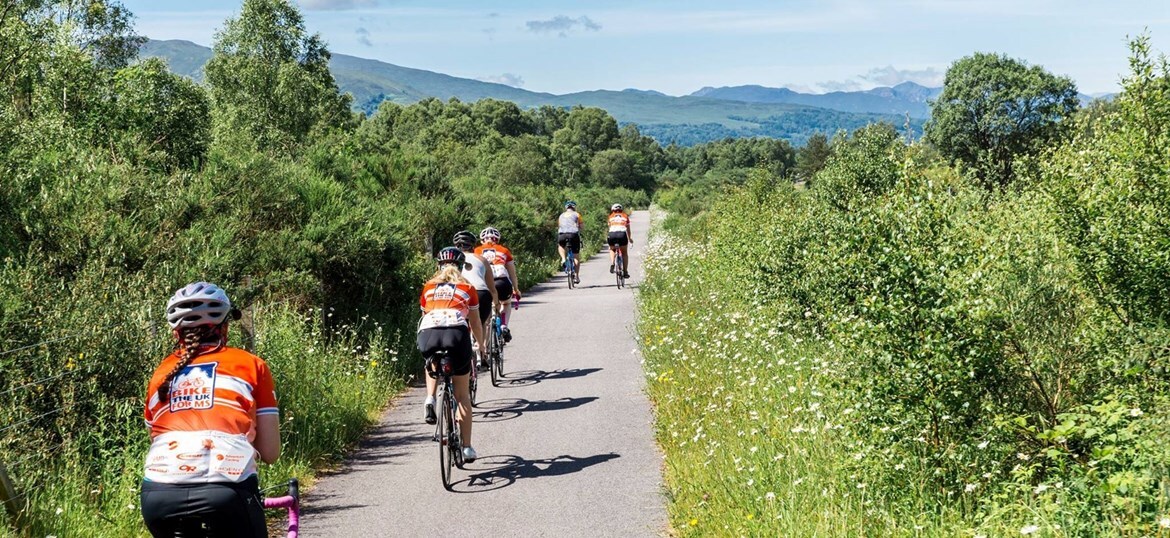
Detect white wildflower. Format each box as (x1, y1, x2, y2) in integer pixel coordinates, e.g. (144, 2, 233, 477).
(1020, 525, 1039, 535)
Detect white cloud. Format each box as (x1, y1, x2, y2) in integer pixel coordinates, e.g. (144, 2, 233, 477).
(477, 73, 525, 87)
(300, 0, 378, 11)
(817, 79, 863, 93)
(525, 15, 602, 37)
(355, 26, 372, 47)
(861, 65, 945, 87)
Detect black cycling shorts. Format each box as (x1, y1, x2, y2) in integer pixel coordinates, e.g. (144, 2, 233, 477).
(557, 232, 581, 253)
(607, 231, 629, 247)
(140, 476, 266, 538)
(417, 326, 473, 376)
(476, 289, 492, 325)
(494, 277, 514, 301)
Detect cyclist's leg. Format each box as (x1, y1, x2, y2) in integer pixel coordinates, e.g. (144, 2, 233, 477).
(450, 327, 474, 447)
(495, 277, 514, 332)
(572, 234, 582, 271)
(453, 374, 472, 446)
(417, 329, 440, 422)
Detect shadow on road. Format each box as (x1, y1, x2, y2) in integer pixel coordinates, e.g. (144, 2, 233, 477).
(496, 368, 603, 388)
(451, 453, 621, 493)
(474, 396, 599, 423)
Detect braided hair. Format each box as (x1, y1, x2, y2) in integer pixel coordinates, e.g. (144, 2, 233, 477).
(157, 323, 226, 402)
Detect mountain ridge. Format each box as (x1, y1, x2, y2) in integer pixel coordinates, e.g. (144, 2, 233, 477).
(138, 39, 924, 146)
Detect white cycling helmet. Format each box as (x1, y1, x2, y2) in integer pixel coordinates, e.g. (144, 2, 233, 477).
(480, 227, 501, 242)
(611, 203, 623, 212)
(166, 282, 233, 329)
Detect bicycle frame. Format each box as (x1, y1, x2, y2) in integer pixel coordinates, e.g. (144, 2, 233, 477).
(263, 478, 300, 538)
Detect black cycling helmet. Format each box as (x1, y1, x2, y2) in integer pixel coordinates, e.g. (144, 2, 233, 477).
(452, 230, 476, 250)
(436, 246, 465, 266)
(564, 200, 577, 209)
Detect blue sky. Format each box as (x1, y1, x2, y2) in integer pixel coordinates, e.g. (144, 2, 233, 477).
(121, 0, 1169, 96)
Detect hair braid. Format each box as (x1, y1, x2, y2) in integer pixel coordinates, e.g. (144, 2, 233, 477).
(157, 325, 218, 402)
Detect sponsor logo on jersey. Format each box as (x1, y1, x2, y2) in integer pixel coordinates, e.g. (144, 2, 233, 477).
(168, 362, 218, 412)
(176, 452, 207, 461)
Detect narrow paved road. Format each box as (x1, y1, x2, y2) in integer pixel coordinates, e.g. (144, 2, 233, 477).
(303, 211, 665, 537)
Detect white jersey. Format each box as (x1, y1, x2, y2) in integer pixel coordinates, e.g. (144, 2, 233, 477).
(462, 252, 490, 291)
(557, 210, 582, 233)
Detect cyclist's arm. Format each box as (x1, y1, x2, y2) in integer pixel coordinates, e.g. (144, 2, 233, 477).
(469, 310, 486, 353)
(483, 259, 501, 312)
(255, 414, 281, 463)
(506, 261, 520, 298)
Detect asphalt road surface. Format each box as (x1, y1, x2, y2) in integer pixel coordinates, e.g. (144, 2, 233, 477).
(303, 210, 665, 537)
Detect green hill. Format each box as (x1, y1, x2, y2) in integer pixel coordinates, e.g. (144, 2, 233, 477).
(139, 40, 921, 145)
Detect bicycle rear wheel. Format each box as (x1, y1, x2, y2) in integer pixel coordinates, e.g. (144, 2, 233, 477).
(437, 387, 453, 490)
(566, 253, 575, 289)
(615, 253, 625, 289)
(449, 389, 465, 472)
(489, 323, 501, 386)
(469, 366, 478, 407)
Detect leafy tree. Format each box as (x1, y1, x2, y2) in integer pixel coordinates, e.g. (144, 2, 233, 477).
(553, 106, 619, 153)
(591, 149, 651, 190)
(112, 58, 211, 169)
(813, 123, 904, 212)
(528, 105, 567, 137)
(489, 134, 551, 185)
(471, 99, 530, 137)
(204, 0, 352, 152)
(926, 52, 1078, 188)
(794, 132, 831, 181)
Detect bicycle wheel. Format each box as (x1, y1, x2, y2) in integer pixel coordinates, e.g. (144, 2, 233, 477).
(469, 365, 478, 407)
(437, 386, 452, 490)
(615, 253, 625, 289)
(489, 323, 501, 387)
(566, 253, 575, 289)
(449, 389, 465, 471)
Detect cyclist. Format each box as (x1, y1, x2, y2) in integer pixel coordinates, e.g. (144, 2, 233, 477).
(556, 200, 583, 284)
(607, 204, 633, 279)
(418, 247, 485, 463)
(475, 227, 519, 342)
(454, 229, 500, 370)
(140, 282, 280, 538)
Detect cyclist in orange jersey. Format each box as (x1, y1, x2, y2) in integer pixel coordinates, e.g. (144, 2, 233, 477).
(474, 226, 520, 342)
(607, 204, 633, 279)
(418, 247, 486, 462)
(140, 282, 280, 538)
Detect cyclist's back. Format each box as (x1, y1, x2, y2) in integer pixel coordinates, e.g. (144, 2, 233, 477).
(556, 201, 583, 283)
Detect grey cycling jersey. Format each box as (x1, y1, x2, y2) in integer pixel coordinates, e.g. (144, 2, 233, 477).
(462, 253, 490, 290)
(557, 210, 581, 233)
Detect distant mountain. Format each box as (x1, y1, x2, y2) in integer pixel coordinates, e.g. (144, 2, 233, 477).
(138, 40, 921, 146)
(691, 82, 942, 118)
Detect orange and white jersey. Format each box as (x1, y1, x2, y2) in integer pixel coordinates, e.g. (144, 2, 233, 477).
(474, 243, 514, 280)
(608, 212, 631, 233)
(419, 280, 480, 331)
(143, 347, 278, 484)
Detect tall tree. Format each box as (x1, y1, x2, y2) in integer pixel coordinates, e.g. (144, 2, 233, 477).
(925, 52, 1078, 188)
(204, 0, 352, 152)
(795, 132, 831, 182)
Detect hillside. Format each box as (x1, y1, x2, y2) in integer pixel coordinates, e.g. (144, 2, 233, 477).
(139, 40, 921, 145)
(691, 82, 941, 118)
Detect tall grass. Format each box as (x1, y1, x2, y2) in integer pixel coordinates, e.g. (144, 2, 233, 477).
(638, 219, 965, 536)
(0, 304, 407, 537)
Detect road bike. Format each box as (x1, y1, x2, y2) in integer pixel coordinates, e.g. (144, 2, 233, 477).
(488, 313, 505, 387)
(263, 478, 300, 538)
(564, 246, 578, 289)
(426, 350, 465, 490)
(614, 247, 626, 289)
